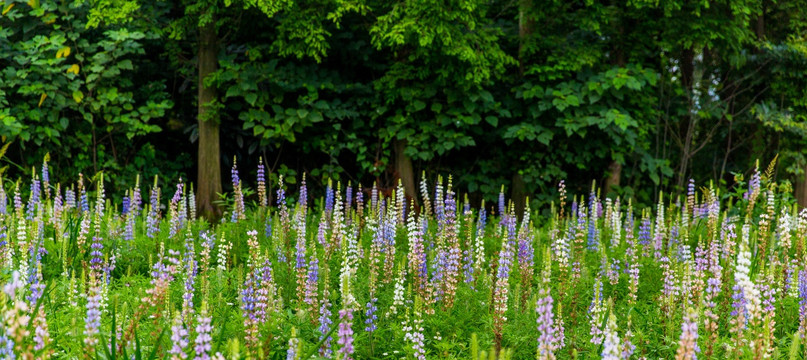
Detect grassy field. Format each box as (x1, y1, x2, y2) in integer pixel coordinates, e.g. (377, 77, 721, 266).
(0, 163, 805, 359)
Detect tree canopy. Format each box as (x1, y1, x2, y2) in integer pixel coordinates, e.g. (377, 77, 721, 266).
(2, 0, 807, 210)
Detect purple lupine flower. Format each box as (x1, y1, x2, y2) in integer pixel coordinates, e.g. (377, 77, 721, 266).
(462, 249, 474, 286)
(231, 162, 245, 222)
(26, 174, 40, 219)
(476, 206, 487, 239)
(295, 234, 307, 271)
(319, 299, 333, 358)
(182, 259, 197, 322)
(257, 158, 267, 207)
(371, 183, 378, 214)
(345, 184, 352, 214)
(0, 227, 6, 251)
(431, 250, 448, 301)
(242, 269, 260, 347)
(498, 187, 505, 222)
(435, 179, 445, 230)
(169, 316, 189, 359)
(253, 260, 274, 324)
(83, 289, 102, 347)
(675, 307, 700, 359)
(337, 308, 355, 359)
(0, 182, 6, 215)
(587, 190, 599, 251)
(89, 235, 104, 272)
(122, 196, 130, 216)
(325, 181, 334, 215)
(65, 187, 76, 209)
(0, 334, 14, 359)
(147, 181, 160, 238)
(799, 270, 807, 337)
(356, 190, 364, 217)
(80, 186, 89, 213)
(194, 310, 213, 360)
(518, 231, 535, 273)
(493, 227, 515, 337)
(287, 333, 300, 360)
(638, 216, 651, 247)
(760, 283, 775, 313)
(304, 256, 319, 307)
(403, 311, 426, 360)
(744, 170, 761, 201)
(731, 284, 748, 326)
(536, 288, 559, 358)
(131, 177, 142, 214)
(300, 175, 308, 210)
(660, 257, 679, 299)
(364, 298, 378, 332)
(41, 160, 50, 199)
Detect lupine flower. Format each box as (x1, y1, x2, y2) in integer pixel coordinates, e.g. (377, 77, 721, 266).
(242, 269, 260, 348)
(41, 160, 49, 195)
(364, 298, 378, 332)
(587, 190, 599, 251)
(84, 286, 102, 348)
(799, 270, 807, 338)
(402, 310, 426, 360)
(536, 287, 560, 359)
(493, 222, 515, 341)
(0, 181, 6, 215)
(147, 178, 161, 238)
(638, 215, 651, 251)
(169, 316, 189, 359)
(65, 186, 76, 210)
(325, 180, 334, 216)
(0, 334, 14, 359)
(601, 312, 621, 360)
(675, 307, 699, 360)
(497, 186, 505, 225)
(388, 276, 405, 317)
(287, 329, 300, 360)
(588, 278, 605, 345)
(304, 256, 319, 314)
(337, 308, 355, 359)
(517, 212, 535, 306)
(194, 307, 213, 360)
(420, 172, 432, 216)
(744, 169, 761, 201)
(26, 173, 40, 220)
(257, 157, 267, 207)
(300, 174, 308, 213)
(319, 296, 333, 358)
(231, 161, 245, 222)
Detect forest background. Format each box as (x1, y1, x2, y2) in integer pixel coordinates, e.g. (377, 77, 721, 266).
(2, 0, 807, 217)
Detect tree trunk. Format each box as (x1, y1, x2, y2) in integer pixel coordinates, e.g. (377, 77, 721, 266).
(394, 139, 416, 204)
(796, 164, 807, 210)
(196, 20, 222, 220)
(511, 173, 527, 219)
(604, 160, 622, 196)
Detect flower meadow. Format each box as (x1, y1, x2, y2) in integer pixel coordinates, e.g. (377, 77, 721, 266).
(1, 160, 807, 359)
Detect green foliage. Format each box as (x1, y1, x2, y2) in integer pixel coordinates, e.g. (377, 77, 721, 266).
(3, 0, 807, 210)
(0, 0, 174, 191)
